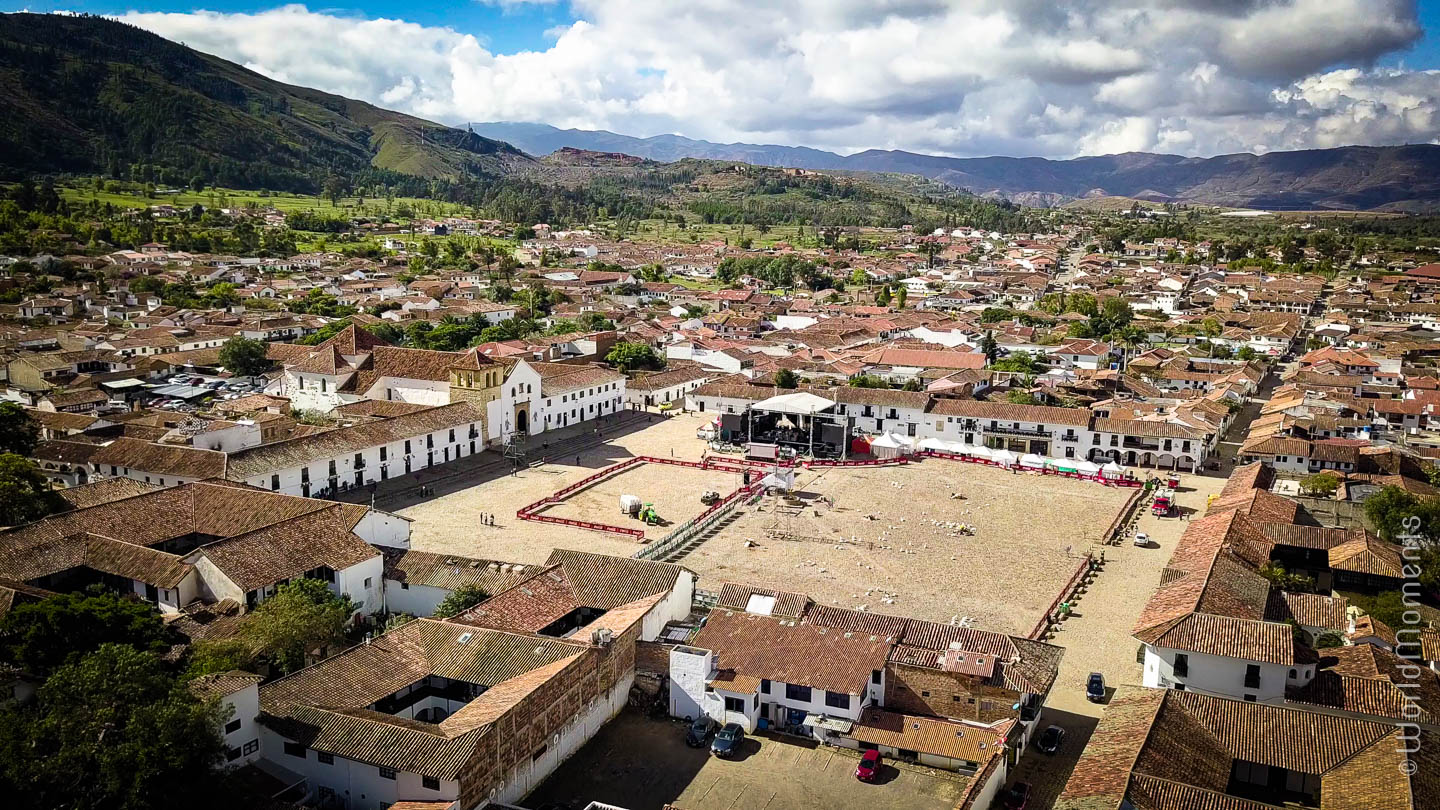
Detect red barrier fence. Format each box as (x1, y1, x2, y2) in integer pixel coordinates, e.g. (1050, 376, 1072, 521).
(804, 457, 910, 468)
(918, 451, 1144, 487)
(519, 512, 646, 540)
(1030, 552, 1093, 640)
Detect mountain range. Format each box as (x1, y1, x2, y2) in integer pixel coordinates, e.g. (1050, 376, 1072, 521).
(471, 122, 1440, 212)
(0, 14, 531, 193)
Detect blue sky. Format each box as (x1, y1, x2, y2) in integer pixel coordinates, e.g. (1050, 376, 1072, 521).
(11, 1, 578, 53)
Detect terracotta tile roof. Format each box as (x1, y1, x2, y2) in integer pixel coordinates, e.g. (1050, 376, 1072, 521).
(691, 609, 891, 695)
(187, 505, 377, 592)
(1264, 590, 1347, 630)
(716, 582, 811, 618)
(1286, 644, 1440, 723)
(1137, 612, 1298, 665)
(850, 708, 1010, 763)
(189, 670, 262, 701)
(260, 620, 587, 780)
(1328, 535, 1405, 579)
(55, 478, 162, 510)
(224, 400, 486, 479)
(90, 437, 228, 479)
(529, 362, 626, 396)
(381, 549, 534, 593)
(1058, 686, 1433, 810)
(447, 549, 685, 634)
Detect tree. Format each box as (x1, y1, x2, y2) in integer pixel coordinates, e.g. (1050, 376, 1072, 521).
(1300, 472, 1341, 498)
(433, 585, 490, 619)
(182, 639, 256, 680)
(0, 644, 227, 810)
(242, 579, 354, 674)
(1006, 390, 1039, 405)
(774, 368, 799, 389)
(979, 332, 1000, 365)
(1, 587, 173, 677)
(1257, 561, 1315, 593)
(1362, 486, 1440, 543)
(605, 342, 665, 372)
(875, 285, 892, 307)
(217, 336, 271, 377)
(848, 374, 889, 389)
(323, 175, 347, 207)
(849, 267, 867, 287)
(0, 401, 40, 455)
(895, 286, 907, 309)
(0, 453, 66, 526)
(1314, 632, 1344, 649)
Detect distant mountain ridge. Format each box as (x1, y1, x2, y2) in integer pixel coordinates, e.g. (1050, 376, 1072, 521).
(471, 122, 1440, 212)
(0, 14, 532, 193)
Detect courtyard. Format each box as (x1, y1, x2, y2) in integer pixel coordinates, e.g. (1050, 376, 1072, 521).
(686, 459, 1136, 635)
(523, 710, 969, 810)
(397, 413, 721, 563)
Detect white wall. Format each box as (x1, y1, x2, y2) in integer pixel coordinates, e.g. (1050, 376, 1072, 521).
(1142, 645, 1304, 703)
(258, 725, 459, 809)
(497, 668, 634, 807)
(351, 510, 412, 550)
(221, 683, 263, 767)
(363, 377, 449, 407)
(337, 557, 385, 616)
(383, 580, 451, 617)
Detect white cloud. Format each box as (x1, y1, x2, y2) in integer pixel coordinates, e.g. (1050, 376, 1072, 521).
(118, 0, 1438, 159)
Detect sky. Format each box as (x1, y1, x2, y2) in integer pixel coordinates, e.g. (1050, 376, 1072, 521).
(9, 0, 1440, 159)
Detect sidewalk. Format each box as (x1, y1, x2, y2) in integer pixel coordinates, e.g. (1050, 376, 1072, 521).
(330, 409, 661, 512)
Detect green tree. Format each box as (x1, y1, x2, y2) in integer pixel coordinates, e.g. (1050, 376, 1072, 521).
(1006, 390, 1039, 405)
(774, 368, 799, 389)
(0, 644, 227, 810)
(1362, 486, 1440, 542)
(848, 374, 889, 389)
(182, 639, 256, 681)
(605, 342, 665, 372)
(1300, 472, 1341, 498)
(1314, 632, 1344, 648)
(0, 401, 40, 455)
(217, 336, 271, 377)
(849, 267, 867, 287)
(0, 453, 66, 526)
(875, 285, 892, 307)
(979, 332, 1000, 365)
(895, 285, 907, 309)
(242, 579, 354, 674)
(1, 587, 172, 677)
(433, 584, 491, 619)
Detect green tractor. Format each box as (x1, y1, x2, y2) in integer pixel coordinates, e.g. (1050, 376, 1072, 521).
(639, 503, 663, 525)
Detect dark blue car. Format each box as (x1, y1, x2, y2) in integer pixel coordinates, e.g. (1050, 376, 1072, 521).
(710, 722, 744, 757)
(1087, 672, 1106, 703)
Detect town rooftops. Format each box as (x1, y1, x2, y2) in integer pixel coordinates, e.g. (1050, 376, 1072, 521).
(691, 609, 892, 695)
(1056, 686, 1436, 810)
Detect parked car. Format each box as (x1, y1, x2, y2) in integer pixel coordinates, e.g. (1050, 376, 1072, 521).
(1086, 672, 1106, 703)
(1036, 724, 1065, 755)
(855, 749, 881, 782)
(1001, 782, 1032, 810)
(710, 723, 744, 758)
(685, 716, 715, 748)
(1134, 532, 1150, 547)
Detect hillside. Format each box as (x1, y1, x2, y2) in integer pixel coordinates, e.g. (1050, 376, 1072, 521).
(472, 122, 1440, 212)
(0, 14, 532, 193)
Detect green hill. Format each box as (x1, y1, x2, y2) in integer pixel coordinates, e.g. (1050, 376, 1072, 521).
(0, 13, 532, 193)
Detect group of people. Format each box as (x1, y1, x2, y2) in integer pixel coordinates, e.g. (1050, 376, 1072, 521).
(478, 512, 496, 526)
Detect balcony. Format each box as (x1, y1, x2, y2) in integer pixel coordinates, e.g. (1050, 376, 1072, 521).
(985, 424, 1053, 439)
(1122, 437, 1161, 451)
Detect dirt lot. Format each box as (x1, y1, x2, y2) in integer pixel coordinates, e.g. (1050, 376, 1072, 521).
(525, 711, 969, 810)
(685, 460, 1135, 635)
(1003, 472, 1228, 809)
(534, 461, 745, 541)
(398, 414, 719, 563)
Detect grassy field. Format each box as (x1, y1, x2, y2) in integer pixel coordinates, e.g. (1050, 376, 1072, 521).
(58, 182, 468, 220)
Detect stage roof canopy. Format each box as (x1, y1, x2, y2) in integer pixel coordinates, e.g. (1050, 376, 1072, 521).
(751, 391, 836, 415)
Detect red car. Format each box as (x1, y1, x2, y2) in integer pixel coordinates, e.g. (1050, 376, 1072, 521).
(855, 749, 881, 782)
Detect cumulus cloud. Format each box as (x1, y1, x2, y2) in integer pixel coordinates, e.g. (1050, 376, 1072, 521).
(118, 0, 1439, 158)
